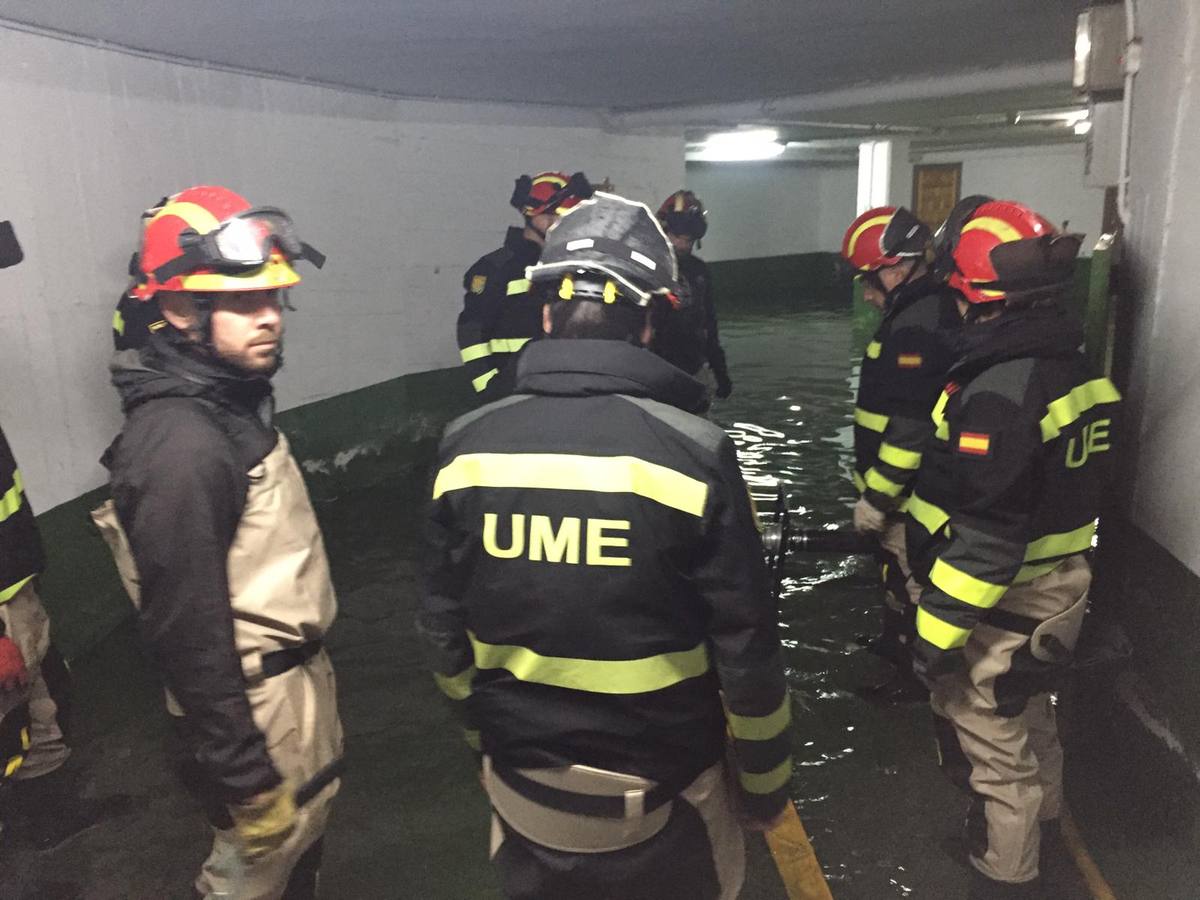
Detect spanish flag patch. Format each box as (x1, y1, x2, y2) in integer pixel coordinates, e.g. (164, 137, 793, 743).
(470, 274, 487, 294)
(897, 353, 923, 369)
(958, 432, 992, 457)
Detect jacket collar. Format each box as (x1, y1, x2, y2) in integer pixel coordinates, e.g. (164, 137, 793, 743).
(514, 339, 708, 414)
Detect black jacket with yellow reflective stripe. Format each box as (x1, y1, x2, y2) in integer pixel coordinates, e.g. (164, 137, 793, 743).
(853, 274, 960, 511)
(420, 338, 792, 819)
(0, 424, 45, 606)
(904, 303, 1120, 660)
(457, 226, 544, 398)
(653, 253, 730, 382)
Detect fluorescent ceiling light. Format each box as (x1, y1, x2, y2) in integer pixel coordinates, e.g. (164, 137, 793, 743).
(1074, 120, 1093, 135)
(1014, 107, 1090, 126)
(690, 128, 785, 162)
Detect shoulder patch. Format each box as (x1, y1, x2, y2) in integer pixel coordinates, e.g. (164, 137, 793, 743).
(470, 274, 487, 294)
(957, 431, 993, 458)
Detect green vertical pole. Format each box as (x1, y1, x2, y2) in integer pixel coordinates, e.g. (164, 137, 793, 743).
(1083, 235, 1115, 377)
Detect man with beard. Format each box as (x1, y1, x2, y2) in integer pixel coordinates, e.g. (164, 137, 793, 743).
(92, 186, 342, 899)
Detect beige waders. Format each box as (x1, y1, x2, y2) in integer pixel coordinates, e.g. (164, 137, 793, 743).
(485, 758, 745, 900)
(94, 433, 343, 900)
(0, 581, 70, 781)
(931, 553, 1091, 885)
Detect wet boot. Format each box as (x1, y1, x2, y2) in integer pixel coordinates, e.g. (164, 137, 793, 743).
(2, 762, 132, 850)
(967, 868, 1043, 899)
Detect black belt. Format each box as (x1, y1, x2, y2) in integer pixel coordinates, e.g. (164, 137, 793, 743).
(261, 641, 323, 679)
(985, 609, 1039, 636)
(493, 763, 679, 819)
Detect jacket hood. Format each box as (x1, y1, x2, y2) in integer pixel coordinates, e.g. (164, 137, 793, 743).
(949, 301, 1084, 380)
(110, 330, 274, 422)
(514, 339, 708, 414)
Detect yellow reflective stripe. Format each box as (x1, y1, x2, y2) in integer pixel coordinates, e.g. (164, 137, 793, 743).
(1013, 560, 1063, 584)
(112, 309, 125, 336)
(472, 369, 499, 393)
(180, 256, 300, 291)
(460, 343, 493, 363)
(434, 453, 709, 517)
(148, 200, 221, 233)
(728, 695, 791, 742)
(935, 420, 949, 441)
(916, 607, 972, 650)
(489, 337, 531, 354)
(1040, 379, 1121, 441)
(865, 340, 882, 359)
(463, 729, 482, 751)
(0, 574, 35, 605)
(962, 216, 1023, 244)
(434, 666, 477, 701)
(905, 493, 949, 536)
(506, 278, 531, 296)
(4, 754, 24, 778)
(1025, 520, 1097, 562)
(468, 632, 710, 694)
(865, 467, 905, 498)
(930, 558, 1008, 609)
(854, 408, 889, 433)
(878, 443, 922, 471)
(0, 470, 25, 523)
(740, 758, 792, 795)
(852, 471, 866, 494)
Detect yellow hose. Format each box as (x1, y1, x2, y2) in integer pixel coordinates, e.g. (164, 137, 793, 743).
(1060, 805, 1118, 900)
(764, 802, 835, 900)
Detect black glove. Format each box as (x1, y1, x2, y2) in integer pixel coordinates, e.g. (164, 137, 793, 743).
(911, 637, 965, 685)
(715, 371, 733, 400)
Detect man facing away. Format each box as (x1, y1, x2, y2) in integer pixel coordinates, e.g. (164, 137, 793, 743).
(92, 186, 342, 899)
(421, 192, 792, 900)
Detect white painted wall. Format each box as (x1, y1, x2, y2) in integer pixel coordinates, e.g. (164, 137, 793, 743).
(915, 144, 1107, 251)
(684, 162, 857, 261)
(1119, 0, 1200, 574)
(0, 27, 684, 511)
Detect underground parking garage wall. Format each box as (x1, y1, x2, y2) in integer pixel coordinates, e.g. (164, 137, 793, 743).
(0, 24, 685, 657)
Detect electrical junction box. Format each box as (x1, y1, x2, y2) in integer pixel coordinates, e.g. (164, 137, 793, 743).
(1075, 5, 1127, 94)
(1085, 101, 1123, 187)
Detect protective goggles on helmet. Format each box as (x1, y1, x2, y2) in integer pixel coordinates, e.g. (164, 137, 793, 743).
(510, 172, 594, 216)
(150, 207, 325, 284)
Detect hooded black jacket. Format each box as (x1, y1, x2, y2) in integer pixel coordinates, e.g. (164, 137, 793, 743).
(457, 226, 544, 398)
(853, 273, 960, 510)
(904, 303, 1120, 662)
(420, 338, 791, 820)
(0, 425, 45, 611)
(103, 331, 281, 801)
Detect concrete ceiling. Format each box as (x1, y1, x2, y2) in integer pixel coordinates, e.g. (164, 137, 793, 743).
(0, 0, 1087, 111)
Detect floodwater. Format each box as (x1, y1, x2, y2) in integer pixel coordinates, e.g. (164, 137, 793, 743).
(2, 303, 1102, 898)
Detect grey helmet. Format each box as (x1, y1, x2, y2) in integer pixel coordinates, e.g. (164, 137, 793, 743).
(526, 192, 678, 306)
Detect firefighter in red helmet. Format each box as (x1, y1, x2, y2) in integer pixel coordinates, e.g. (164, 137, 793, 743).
(906, 199, 1120, 898)
(653, 190, 733, 402)
(457, 171, 594, 401)
(92, 185, 342, 899)
(840, 205, 961, 702)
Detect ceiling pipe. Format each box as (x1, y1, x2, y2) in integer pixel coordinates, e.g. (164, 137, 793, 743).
(613, 61, 1073, 129)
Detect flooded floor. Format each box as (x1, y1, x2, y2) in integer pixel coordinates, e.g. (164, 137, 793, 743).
(1, 307, 1115, 898)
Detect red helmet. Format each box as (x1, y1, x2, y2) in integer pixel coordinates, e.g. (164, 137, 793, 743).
(132, 185, 321, 300)
(948, 200, 1062, 304)
(841, 206, 930, 273)
(656, 191, 708, 239)
(511, 171, 593, 217)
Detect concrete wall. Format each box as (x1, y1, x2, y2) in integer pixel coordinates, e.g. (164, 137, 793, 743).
(1119, 0, 1200, 575)
(0, 26, 685, 512)
(685, 162, 857, 261)
(915, 144, 1108, 251)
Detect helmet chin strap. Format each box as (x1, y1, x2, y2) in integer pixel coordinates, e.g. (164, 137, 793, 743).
(884, 259, 921, 302)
